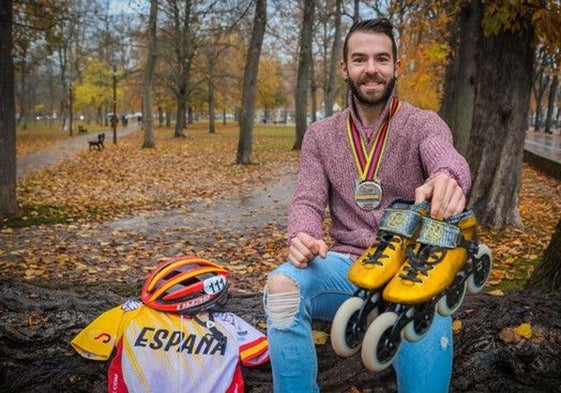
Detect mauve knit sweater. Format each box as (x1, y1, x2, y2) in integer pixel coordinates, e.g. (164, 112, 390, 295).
(288, 93, 471, 260)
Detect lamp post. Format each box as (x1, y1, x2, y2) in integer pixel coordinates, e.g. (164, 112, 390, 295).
(68, 80, 73, 136)
(112, 66, 117, 144)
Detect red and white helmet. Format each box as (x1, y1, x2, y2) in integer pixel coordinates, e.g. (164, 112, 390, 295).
(141, 256, 229, 314)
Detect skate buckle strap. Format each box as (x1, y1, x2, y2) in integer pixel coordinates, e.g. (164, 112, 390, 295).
(379, 208, 422, 238)
(417, 217, 460, 248)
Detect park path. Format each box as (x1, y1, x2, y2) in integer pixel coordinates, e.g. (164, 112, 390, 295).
(524, 130, 561, 164)
(17, 123, 140, 180)
(15, 121, 296, 242)
(15, 127, 561, 236)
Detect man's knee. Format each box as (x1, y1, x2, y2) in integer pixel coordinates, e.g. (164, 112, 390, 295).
(267, 273, 299, 294)
(264, 274, 301, 329)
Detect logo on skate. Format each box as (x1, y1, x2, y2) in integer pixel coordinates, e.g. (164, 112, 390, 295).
(386, 211, 406, 229)
(423, 221, 444, 242)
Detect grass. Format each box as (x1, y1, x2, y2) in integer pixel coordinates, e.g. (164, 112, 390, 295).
(7, 121, 561, 292)
(8, 122, 300, 228)
(16, 120, 108, 154)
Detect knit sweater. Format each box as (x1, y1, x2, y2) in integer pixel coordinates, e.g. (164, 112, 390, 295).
(288, 94, 471, 259)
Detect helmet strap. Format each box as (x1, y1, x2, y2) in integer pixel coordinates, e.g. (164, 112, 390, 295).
(193, 312, 226, 345)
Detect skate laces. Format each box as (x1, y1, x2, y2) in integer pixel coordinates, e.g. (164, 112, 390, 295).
(399, 245, 445, 283)
(362, 233, 400, 266)
(398, 213, 475, 283)
(362, 200, 427, 266)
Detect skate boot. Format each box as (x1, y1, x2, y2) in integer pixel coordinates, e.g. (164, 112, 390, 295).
(330, 199, 428, 358)
(347, 199, 429, 290)
(360, 210, 492, 372)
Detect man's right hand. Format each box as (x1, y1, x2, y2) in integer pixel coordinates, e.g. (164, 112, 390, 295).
(288, 232, 328, 268)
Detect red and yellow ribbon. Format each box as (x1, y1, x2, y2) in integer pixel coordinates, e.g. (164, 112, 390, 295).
(346, 97, 401, 181)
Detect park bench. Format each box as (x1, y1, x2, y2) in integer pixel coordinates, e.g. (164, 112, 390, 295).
(88, 133, 105, 151)
(78, 125, 88, 134)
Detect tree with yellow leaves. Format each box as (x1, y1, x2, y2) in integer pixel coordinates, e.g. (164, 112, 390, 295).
(441, 0, 561, 228)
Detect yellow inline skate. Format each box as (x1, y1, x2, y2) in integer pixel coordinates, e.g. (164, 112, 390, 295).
(330, 199, 428, 357)
(360, 210, 492, 371)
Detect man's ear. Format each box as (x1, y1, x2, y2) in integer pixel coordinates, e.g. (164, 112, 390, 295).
(394, 59, 401, 78)
(339, 60, 348, 80)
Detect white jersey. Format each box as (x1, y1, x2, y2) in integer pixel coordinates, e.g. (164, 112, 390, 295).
(71, 300, 269, 393)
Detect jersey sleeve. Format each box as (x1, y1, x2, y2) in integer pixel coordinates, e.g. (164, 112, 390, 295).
(220, 312, 269, 367)
(71, 300, 141, 361)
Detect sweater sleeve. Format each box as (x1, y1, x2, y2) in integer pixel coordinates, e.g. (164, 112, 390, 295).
(416, 111, 472, 194)
(287, 122, 330, 242)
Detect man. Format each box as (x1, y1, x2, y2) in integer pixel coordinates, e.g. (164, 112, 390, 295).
(263, 18, 470, 392)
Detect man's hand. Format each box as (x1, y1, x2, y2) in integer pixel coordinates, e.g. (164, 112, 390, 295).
(288, 232, 328, 268)
(415, 173, 466, 219)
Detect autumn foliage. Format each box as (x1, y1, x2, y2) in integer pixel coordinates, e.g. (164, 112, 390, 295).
(1, 124, 560, 296)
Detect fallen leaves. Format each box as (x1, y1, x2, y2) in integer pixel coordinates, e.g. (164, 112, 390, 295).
(312, 330, 330, 346)
(452, 319, 464, 333)
(478, 164, 561, 291)
(499, 322, 533, 343)
(1, 124, 561, 297)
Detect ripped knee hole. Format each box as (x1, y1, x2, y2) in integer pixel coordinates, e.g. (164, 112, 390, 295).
(264, 275, 300, 329)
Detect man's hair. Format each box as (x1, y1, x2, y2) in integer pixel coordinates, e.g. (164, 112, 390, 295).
(342, 18, 397, 63)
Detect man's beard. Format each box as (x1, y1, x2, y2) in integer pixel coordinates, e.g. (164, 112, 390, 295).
(347, 75, 396, 107)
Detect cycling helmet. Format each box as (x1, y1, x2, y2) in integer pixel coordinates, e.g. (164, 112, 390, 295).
(141, 256, 229, 314)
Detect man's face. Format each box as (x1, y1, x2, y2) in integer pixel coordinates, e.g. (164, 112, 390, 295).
(341, 31, 400, 106)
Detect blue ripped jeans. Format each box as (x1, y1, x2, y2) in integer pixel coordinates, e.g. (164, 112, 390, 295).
(263, 252, 452, 393)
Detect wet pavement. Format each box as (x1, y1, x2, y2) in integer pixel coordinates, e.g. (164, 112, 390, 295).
(524, 130, 561, 164)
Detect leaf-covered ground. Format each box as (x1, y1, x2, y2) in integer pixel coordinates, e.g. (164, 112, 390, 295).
(1, 124, 560, 295)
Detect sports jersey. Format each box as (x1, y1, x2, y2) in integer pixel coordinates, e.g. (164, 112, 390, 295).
(71, 299, 269, 393)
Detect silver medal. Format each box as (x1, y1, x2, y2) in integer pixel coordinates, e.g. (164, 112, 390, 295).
(355, 180, 383, 210)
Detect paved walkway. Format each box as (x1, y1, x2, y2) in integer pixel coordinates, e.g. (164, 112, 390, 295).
(524, 130, 561, 164)
(17, 123, 140, 180)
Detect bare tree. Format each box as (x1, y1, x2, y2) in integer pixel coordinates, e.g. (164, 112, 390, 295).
(293, 0, 315, 151)
(236, 0, 267, 165)
(544, 52, 559, 135)
(142, 0, 159, 149)
(0, 0, 19, 219)
(532, 48, 551, 132)
(324, 0, 343, 118)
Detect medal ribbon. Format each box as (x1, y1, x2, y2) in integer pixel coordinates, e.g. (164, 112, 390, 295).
(347, 96, 401, 181)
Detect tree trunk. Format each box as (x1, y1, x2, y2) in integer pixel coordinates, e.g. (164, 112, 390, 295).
(532, 75, 548, 133)
(544, 74, 558, 134)
(208, 61, 216, 134)
(531, 49, 549, 133)
(142, 0, 158, 149)
(440, 1, 480, 157)
(168, 0, 194, 138)
(0, 0, 19, 219)
(293, 0, 315, 151)
(310, 59, 317, 123)
(324, 0, 342, 118)
(236, 0, 267, 165)
(467, 8, 534, 228)
(1, 279, 560, 393)
(525, 217, 561, 292)
(174, 89, 187, 137)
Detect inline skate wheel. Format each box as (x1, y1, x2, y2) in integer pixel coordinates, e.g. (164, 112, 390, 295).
(331, 297, 374, 357)
(361, 311, 400, 372)
(437, 272, 467, 316)
(404, 302, 437, 341)
(467, 244, 493, 294)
